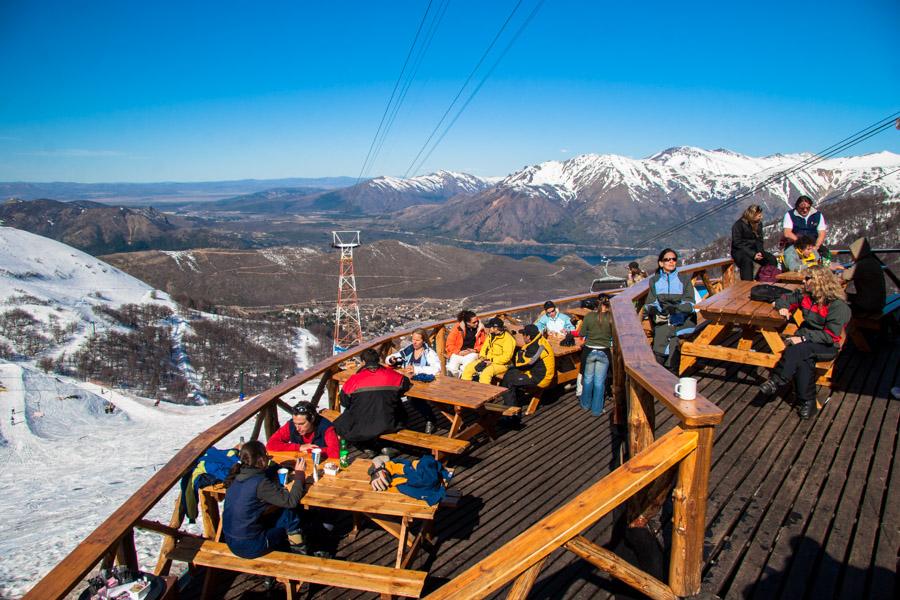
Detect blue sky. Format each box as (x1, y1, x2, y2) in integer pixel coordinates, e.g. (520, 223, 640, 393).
(0, 0, 897, 182)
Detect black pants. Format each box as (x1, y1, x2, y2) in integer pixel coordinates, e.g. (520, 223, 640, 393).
(500, 368, 539, 407)
(408, 398, 436, 423)
(774, 341, 837, 402)
(733, 250, 778, 281)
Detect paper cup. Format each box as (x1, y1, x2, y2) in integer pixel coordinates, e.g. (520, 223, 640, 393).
(277, 468, 289, 486)
(311, 447, 322, 466)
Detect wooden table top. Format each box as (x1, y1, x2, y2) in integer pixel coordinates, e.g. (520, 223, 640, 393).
(696, 280, 799, 322)
(301, 458, 439, 519)
(203, 458, 438, 520)
(333, 367, 505, 410)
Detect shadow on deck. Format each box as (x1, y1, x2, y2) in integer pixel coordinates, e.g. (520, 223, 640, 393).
(188, 337, 899, 600)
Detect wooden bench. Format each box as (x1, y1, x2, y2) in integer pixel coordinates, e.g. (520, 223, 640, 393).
(321, 408, 470, 458)
(167, 535, 427, 599)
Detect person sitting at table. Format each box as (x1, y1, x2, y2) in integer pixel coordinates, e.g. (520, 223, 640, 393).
(844, 237, 886, 316)
(578, 293, 614, 417)
(782, 194, 827, 252)
(386, 329, 440, 434)
(759, 266, 850, 419)
(731, 204, 778, 281)
(445, 310, 486, 378)
(499, 324, 555, 414)
(782, 235, 820, 272)
(266, 401, 340, 459)
(222, 441, 309, 559)
(461, 317, 516, 384)
(626, 261, 648, 287)
(644, 248, 697, 370)
(534, 300, 576, 336)
(334, 348, 411, 457)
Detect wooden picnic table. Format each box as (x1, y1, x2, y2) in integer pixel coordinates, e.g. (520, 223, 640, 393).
(332, 367, 507, 441)
(199, 457, 441, 570)
(679, 280, 800, 374)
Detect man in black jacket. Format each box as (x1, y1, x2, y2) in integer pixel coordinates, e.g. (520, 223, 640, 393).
(333, 348, 411, 456)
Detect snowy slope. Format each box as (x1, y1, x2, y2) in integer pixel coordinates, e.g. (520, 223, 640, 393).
(0, 361, 324, 597)
(498, 147, 900, 206)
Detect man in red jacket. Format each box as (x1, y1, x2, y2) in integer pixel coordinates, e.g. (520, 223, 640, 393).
(266, 401, 340, 460)
(334, 348, 412, 457)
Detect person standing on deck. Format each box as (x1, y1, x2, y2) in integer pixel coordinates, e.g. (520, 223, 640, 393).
(759, 266, 850, 419)
(782, 195, 827, 253)
(386, 329, 440, 434)
(445, 310, 486, 378)
(731, 204, 778, 281)
(644, 248, 697, 370)
(578, 294, 614, 416)
(333, 348, 411, 457)
(844, 237, 887, 316)
(461, 317, 516, 384)
(534, 300, 576, 336)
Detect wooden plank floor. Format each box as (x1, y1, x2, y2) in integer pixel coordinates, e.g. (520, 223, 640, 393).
(184, 335, 899, 600)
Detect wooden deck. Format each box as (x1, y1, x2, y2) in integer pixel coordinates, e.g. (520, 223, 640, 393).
(186, 336, 899, 600)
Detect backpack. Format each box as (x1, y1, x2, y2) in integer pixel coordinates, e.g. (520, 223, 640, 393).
(749, 284, 789, 303)
(756, 265, 781, 283)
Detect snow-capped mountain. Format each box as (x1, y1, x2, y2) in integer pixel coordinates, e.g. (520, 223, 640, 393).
(399, 147, 900, 247)
(367, 170, 498, 195)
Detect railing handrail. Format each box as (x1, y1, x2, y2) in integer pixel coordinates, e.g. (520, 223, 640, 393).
(25, 258, 729, 598)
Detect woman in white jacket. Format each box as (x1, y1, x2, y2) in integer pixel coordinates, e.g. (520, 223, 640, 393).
(386, 329, 440, 432)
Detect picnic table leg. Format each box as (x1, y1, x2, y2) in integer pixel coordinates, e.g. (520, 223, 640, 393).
(396, 516, 410, 568)
(678, 322, 725, 374)
(154, 492, 183, 576)
(199, 488, 220, 540)
(447, 407, 464, 438)
(760, 328, 786, 355)
(737, 325, 755, 351)
(349, 513, 362, 540)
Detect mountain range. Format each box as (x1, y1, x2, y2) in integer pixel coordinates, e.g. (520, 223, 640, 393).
(3, 147, 898, 251)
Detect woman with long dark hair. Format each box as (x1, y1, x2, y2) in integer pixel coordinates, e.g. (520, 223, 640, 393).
(643, 249, 697, 370)
(222, 441, 309, 558)
(731, 204, 778, 280)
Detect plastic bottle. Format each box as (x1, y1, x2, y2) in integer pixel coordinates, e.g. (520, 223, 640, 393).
(339, 439, 350, 469)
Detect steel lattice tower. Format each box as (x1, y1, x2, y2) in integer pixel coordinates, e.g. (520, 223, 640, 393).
(331, 231, 363, 355)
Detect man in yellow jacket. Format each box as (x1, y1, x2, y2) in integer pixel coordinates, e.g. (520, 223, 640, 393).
(500, 324, 555, 409)
(461, 317, 516, 384)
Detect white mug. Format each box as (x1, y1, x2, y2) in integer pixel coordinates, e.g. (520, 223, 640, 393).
(674, 377, 697, 401)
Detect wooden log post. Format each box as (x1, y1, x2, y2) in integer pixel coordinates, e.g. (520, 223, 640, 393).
(669, 425, 715, 597)
(611, 341, 627, 428)
(565, 536, 676, 600)
(263, 404, 279, 440)
(116, 528, 139, 572)
(154, 492, 183, 576)
(249, 410, 264, 442)
(626, 376, 660, 527)
(721, 262, 735, 288)
(505, 557, 548, 600)
(434, 326, 447, 374)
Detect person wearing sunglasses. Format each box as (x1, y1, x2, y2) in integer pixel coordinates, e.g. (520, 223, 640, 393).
(643, 248, 697, 370)
(782, 195, 827, 252)
(445, 310, 486, 378)
(533, 300, 576, 337)
(266, 401, 340, 460)
(760, 266, 850, 419)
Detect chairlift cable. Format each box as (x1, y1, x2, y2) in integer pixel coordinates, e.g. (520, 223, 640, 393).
(634, 112, 900, 248)
(408, 0, 546, 177)
(354, 0, 435, 189)
(403, 0, 530, 178)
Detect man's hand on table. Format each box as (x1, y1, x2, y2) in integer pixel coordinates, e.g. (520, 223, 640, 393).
(298, 443, 318, 453)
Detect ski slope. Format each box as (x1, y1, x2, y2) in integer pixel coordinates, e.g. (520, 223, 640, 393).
(0, 361, 323, 598)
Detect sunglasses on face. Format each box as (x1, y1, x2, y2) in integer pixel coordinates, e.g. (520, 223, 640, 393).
(804, 276, 812, 281)
(662, 257, 677, 262)
(292, 403, 315, 417)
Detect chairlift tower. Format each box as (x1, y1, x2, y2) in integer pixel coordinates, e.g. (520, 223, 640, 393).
(331, 231, 363, 355)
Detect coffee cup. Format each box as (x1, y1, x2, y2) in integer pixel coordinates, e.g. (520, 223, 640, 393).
(674, 377, 697, 401)
(277, 468, 289, 486)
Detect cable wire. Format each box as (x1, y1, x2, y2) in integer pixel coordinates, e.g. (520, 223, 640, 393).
(408, 0, 546, 177)
(403, 0, 530, 178)
(354, 1, 435, 188)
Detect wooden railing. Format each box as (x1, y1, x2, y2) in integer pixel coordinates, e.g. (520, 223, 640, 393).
(25, 260, 733, 600)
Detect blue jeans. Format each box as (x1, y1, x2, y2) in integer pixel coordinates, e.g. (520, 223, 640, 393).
(580, 348, 609, 416)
